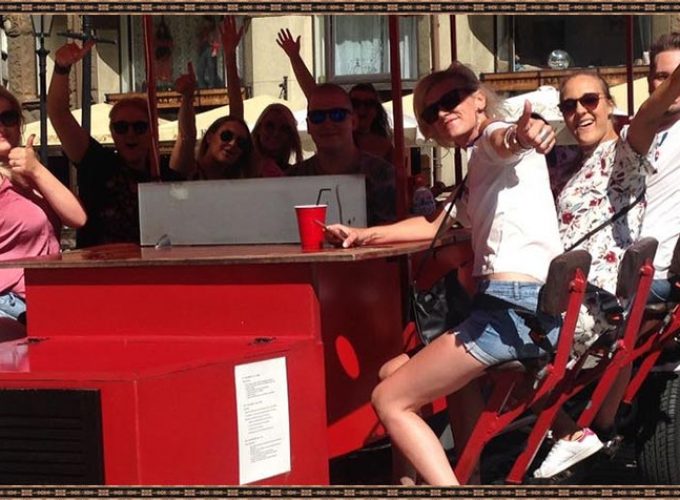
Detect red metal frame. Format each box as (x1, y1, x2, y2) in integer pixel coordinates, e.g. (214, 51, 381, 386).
(504, 253, 656, 484)
(453, 262, 590, 485)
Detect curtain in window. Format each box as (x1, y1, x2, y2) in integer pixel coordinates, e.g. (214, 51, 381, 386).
(333, 16, 416, 79)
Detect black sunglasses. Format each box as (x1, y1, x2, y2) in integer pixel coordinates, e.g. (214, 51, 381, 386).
(220, 130, 251, 150)
(0, 110, 20, 127)
(308, 108, 351, 125)
(558, 93, 603, 115)
(351, 98, 378, 109)
(111, 120, 149, 135)
(421, 88, 474, 125)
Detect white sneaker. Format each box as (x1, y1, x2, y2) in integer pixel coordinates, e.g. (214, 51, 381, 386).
(533, 428, 604, 478)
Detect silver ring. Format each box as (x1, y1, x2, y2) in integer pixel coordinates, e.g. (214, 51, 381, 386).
(538, 128, 551, 143)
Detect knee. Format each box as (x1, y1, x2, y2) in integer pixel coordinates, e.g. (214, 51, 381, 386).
(371, 380, 393, 421)
(378, 353, 410, 381)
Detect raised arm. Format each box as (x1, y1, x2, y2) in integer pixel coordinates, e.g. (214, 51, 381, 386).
(47, 41, 96, 164)
(627, 61, 680, 155)
(170, 62, 198, 175)
(8, 135, 86, 228)
(220, 16, 245, 120)
(276, 29, 317, 99)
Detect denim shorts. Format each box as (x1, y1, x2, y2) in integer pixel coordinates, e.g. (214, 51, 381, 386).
(0, 292, 26, 321)
(452, 280, 561, 366)
(648, 277, 677, 304)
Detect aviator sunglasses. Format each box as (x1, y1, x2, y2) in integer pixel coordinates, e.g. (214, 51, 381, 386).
(0, 110, 20, 127)
(420, 88, 475, 125)
(219, 129, 251, 150)
(307, 108, 351, 125)
(558, 93, 603, 115)
(111, 120, 149, 135)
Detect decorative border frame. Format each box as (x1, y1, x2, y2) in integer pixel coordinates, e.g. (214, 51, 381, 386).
(3, 0, 679, 497)
(1, 485, 680, 497)
(4, 1, 680, 14)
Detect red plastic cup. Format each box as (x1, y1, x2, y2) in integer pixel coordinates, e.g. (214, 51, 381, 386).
(295, 204, 327, 251)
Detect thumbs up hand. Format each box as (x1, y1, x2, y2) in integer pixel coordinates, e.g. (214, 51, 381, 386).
(8, 134, 41, 183)
(516, 101, 556, 155)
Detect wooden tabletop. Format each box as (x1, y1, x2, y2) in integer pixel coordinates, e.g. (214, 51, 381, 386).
(1, 229, 471, 269)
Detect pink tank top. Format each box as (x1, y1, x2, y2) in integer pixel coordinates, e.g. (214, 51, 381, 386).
(0, 177, 60, 297)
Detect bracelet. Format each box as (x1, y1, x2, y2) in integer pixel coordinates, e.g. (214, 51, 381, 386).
(503, 125, 532, 153)
(53, 63, 71, 75)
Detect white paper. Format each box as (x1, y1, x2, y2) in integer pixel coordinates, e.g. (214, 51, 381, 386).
(234, 356, 291, 484)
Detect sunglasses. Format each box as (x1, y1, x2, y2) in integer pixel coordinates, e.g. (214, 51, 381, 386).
(111, 120, 149, 135)
(558, 93, 603, 115)
(308, 108, 351, 125)
(220, 130, 251, 150)
(0, 110, 20, 127)
(351, 98, 378, 109)
(420, 88, 474, 125)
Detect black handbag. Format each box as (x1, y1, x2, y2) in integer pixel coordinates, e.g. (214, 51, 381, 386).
(409, 178, 471, 345)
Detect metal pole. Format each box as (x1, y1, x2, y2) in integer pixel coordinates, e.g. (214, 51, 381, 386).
(36, 17, 49, 166)
(450, 15, 463, 185)
(142, 15, 161, 180)
(81, 15, 92, 134)
(389, 16, 407, 219)
(626, 16, 635, 117)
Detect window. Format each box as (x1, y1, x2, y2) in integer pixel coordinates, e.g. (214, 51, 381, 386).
(127, 15, 245, 93)
(495, 15, 653, 72)
(326, 15, 418, 83)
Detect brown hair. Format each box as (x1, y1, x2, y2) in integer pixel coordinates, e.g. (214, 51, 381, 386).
(252, 104, 303, 168)
(198, 115, 256, 178)
(558, 71, 614, 103)
(650, 32, 680, 74)
(0, 85, 25, 132)
(413, 61, 500, 146)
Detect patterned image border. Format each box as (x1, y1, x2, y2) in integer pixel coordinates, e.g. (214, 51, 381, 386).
(4, 1, 680, 14)
(1, 486, 680, 497)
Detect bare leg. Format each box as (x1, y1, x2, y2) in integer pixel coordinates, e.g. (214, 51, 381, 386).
(378, 353, 417, 485)
(446, 380, 484, 483)
(372, 333, 486, 486)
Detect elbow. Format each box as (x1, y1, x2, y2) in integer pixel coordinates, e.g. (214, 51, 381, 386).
(69, 209, 88, 229)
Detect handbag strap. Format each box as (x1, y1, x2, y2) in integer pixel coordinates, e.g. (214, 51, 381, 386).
(413, 175, 468, 283)
(565, 189, 645, 252)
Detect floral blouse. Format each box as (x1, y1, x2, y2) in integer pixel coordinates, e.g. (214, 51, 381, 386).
(557, 138, 655, 356)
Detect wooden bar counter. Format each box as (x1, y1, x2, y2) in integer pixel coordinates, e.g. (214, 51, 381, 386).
(0, 234, 472, 486)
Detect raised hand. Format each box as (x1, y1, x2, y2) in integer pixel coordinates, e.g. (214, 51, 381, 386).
(516, 100, 556, 155)
(276, 29, 301, 58)
(175, 62, 197, 98)
(219, 15, 244, 55)
(8, 134, 40, 180)
(54, 40, 96, 68)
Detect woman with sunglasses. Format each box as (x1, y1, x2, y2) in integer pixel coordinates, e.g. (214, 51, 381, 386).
(0, 86, 86, 322)
(171, 61, 257, 180)
(324, 62, 561, 485)
(171, 17, 290, 180)
(48, 41, 181, 248)
(276, 30, 395, 164)
(530, 65, 680, 480)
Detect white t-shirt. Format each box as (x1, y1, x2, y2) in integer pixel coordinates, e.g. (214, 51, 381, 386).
(445, 121, 563, 283)
(622, 120, 680, 278)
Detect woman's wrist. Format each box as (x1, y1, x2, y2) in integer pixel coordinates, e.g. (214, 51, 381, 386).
(503, 125, 532, 153)
(54, 62, 72, 75)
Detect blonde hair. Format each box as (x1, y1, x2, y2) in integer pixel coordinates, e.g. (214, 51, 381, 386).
(252, 104, 303, 167)
(109, 96, 150, 122)
(413, 62, 501, 146)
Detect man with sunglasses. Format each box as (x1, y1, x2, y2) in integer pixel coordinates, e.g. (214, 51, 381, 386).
(288, 83, 396, 226)
(47, 41, 182, 248)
